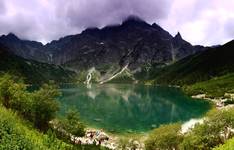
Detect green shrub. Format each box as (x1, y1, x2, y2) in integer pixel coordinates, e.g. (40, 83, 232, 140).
(179, 123, 221, 150)
(30, 82, 60, 130)
(0, 74, 60, 131)
(214, 137, 234, 150)
(145, 123, 183, 150)
(54, 109, 85, 142)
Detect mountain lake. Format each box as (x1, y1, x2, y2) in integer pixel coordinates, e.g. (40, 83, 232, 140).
(58, 84, 212, 134)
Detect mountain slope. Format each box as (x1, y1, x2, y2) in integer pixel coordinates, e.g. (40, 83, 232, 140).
(184, 73, 234, 97)
(151, 40, 234, 85)
(0, 44, 76, 84)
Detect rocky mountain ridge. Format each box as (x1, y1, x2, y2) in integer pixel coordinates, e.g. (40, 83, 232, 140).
(0, 16, 205, 74)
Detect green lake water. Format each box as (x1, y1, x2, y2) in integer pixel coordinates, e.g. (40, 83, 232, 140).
(58, 84, 211, 133)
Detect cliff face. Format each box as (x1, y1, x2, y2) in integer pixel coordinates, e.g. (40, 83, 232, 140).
(0, 16, 204, 72)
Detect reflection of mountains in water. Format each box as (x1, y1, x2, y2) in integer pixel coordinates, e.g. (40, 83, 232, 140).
(59, 84, 211, 132)
(62, 84, 139, 101)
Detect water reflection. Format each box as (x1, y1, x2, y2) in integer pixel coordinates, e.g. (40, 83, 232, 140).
(58, 84, 211, 133)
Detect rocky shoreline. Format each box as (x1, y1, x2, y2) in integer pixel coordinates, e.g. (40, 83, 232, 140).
(192, 93, 234, 109)
(69, 128, 145, 150)
(70, 128, 118, 149)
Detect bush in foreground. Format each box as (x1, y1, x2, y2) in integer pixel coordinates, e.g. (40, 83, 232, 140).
(145, 109, 234, 150)
(53, 109, 86, 142)
(0, 74, 60, 130)
(145, 123, 183, 150)
(180, 109, 234, 150)
(214, 137, 234, 150)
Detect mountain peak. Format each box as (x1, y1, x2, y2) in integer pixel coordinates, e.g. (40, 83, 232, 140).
(122, 15, 146, 25)
(175, 32, 182, 40)
(6, 33, 19, 40)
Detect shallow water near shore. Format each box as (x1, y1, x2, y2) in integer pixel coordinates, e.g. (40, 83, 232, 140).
(57, 84, 211, 134)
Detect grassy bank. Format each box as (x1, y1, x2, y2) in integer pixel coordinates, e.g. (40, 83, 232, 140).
(183, 73, 234, 98)
(0, 105, 70, 149)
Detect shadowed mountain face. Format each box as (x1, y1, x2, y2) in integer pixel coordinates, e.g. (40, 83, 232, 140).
(0, 16, 204, 72)
(0, 33, 46, 61)
(0, 43, 76, 84)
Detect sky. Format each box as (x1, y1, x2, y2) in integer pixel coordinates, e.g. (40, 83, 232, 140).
(0, 0, 233, 46)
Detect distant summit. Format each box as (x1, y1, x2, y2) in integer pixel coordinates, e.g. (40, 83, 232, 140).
(174, 32, 182, 40)
(122, 15, 146, 24)
(0, 33, 19, 41)
(6, 33, 18, 38)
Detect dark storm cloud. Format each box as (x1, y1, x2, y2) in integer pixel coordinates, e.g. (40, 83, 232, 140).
(0, 0, 234, 45)
(0, 0, 172, 43)
(54, 0, 171, 28)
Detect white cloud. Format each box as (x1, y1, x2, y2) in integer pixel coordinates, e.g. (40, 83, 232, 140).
(160, 0, 234, 46)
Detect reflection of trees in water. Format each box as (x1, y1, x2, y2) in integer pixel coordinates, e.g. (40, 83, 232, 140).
(59, 84, 211, 132)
